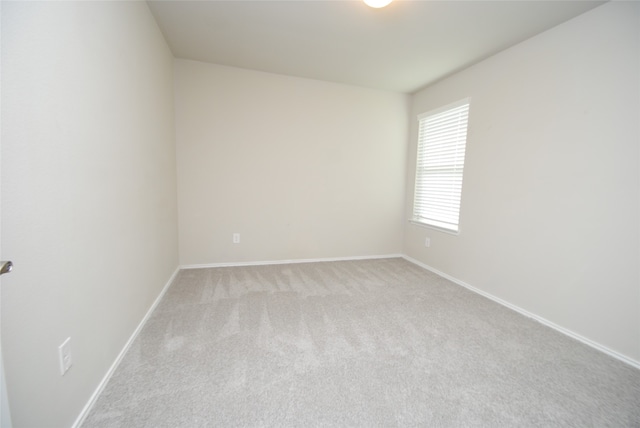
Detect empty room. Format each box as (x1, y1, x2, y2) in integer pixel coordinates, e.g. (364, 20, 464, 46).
(1, 0, 639, 426)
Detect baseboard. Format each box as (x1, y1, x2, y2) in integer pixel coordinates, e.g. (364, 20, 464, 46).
(180, 254, 404, 270)
(402, 255, 640, 371)
(71, 267, 180, 428)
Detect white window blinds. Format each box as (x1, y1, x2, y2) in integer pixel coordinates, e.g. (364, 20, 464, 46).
(413, 100, 470, 233)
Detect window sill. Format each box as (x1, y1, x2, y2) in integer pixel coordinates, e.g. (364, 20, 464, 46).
(408, 219, 460, 236)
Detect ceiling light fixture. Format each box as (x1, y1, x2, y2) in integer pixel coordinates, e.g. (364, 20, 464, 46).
(363, 0, 393, 8)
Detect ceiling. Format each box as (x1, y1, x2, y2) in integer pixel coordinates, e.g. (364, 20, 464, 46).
(147, 0, 604, 93)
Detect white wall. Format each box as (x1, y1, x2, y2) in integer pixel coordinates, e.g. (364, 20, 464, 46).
(1, 2, 178, 426)
(404, 2, 640, 363)
(175, 60, 409, 266)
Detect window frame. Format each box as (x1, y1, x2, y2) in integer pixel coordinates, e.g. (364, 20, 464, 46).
(411, 98, 470, 235)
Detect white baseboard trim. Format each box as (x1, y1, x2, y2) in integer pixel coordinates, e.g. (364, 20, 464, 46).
(402, 255, 640, 371)
(71, 267, 180, 428)
(180, 254, 404, 270)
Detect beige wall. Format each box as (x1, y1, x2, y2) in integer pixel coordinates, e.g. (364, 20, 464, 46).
(404, 2, 640, 362)
(175, 60, 409, 266)
(1, 2, 178, 426)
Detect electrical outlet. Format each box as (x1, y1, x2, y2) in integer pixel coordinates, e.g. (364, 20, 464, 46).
(425, 237, 431, 247)
(58, 337, 72, 376)
(233, 233, 240, 244)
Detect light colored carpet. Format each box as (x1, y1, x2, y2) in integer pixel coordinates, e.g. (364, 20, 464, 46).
(82, 258, 640, 427)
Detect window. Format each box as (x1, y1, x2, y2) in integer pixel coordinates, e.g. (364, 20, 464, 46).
(412, 99, 470, 233)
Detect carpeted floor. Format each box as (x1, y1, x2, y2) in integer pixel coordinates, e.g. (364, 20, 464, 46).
(82, 258, 640, 427)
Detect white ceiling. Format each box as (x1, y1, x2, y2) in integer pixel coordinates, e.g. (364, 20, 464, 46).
(147, 0, 604, 93)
